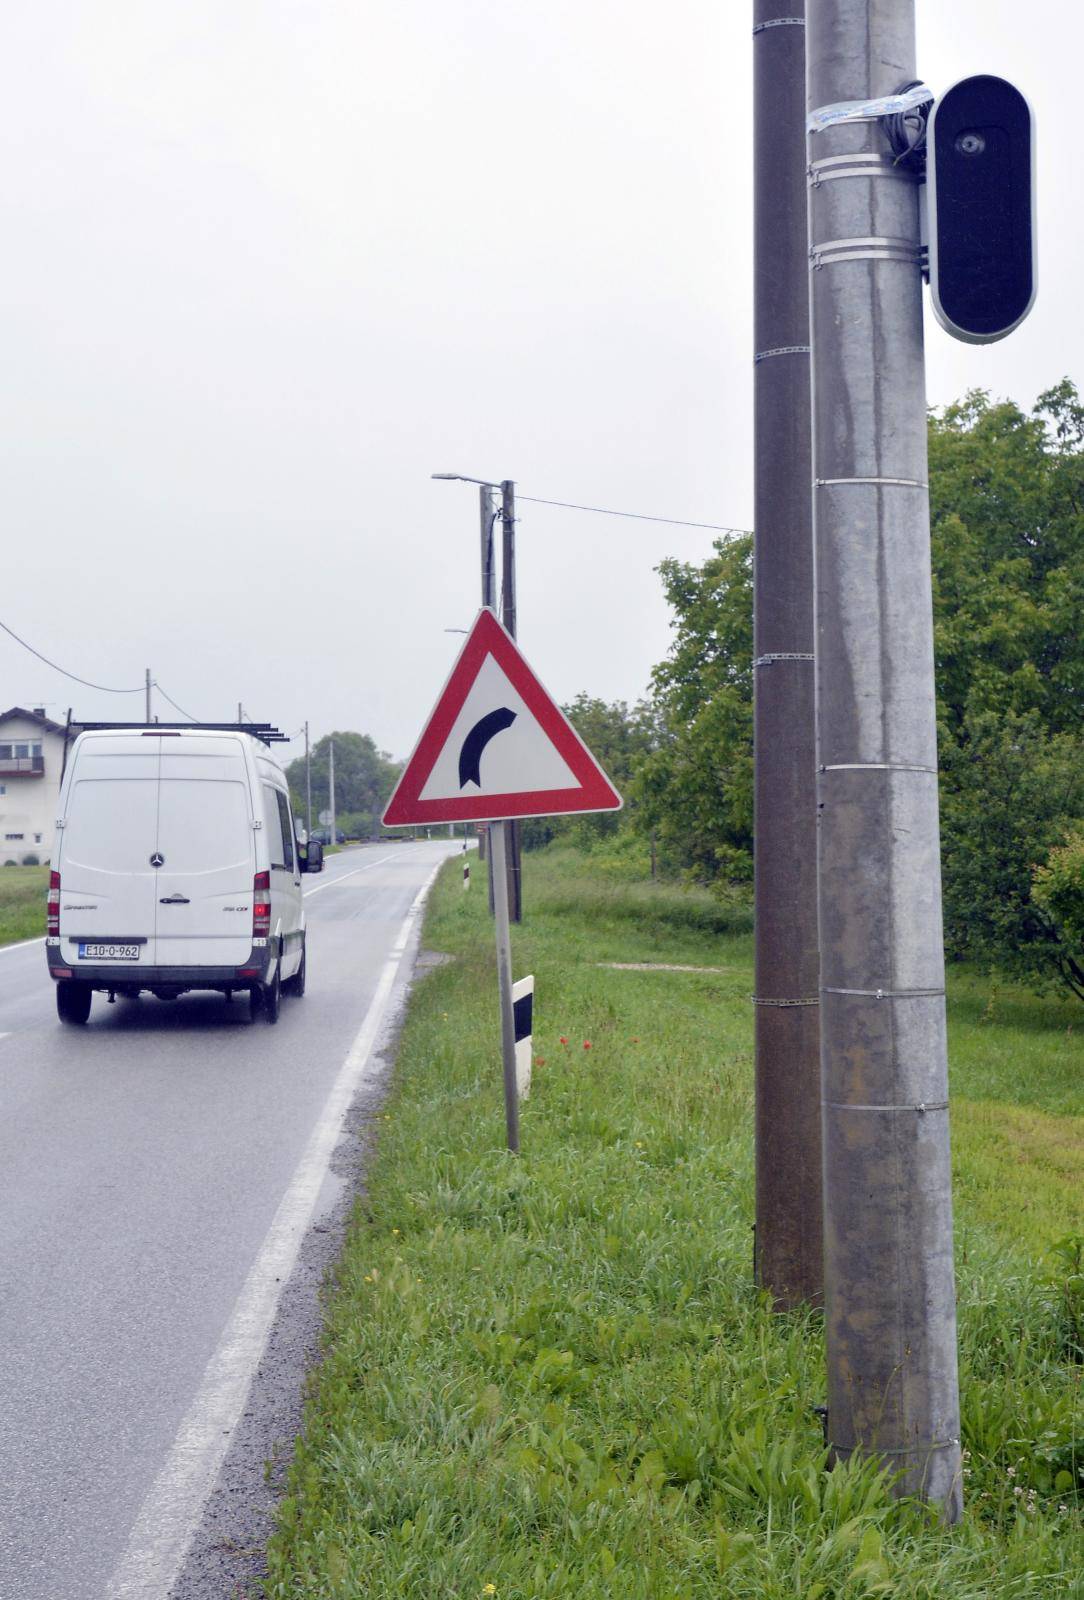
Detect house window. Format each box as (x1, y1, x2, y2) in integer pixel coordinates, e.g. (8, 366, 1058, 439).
(0, 745, 11, 760)
(34, 833, 42, 844)
(30, 741, 42, 757)
(5, 832, 24, 841)
(14, 744, 29, 758)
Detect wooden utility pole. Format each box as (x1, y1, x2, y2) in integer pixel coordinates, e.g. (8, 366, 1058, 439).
(500, 479, 522, 924)
(752, 0, 822, 1308)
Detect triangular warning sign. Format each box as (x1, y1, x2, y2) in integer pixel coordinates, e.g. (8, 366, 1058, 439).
(383, 609, 623, 825)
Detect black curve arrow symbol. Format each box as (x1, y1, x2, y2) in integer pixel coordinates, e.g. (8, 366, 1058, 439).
(458, 707, 517, 788)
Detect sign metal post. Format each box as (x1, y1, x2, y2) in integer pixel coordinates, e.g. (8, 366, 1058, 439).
(488, 820, 520, 1152)
(383, 608, 622, 1151)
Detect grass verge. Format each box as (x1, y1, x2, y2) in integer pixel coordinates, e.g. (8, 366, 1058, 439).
(264, 849, 1083, 1598)
(0, 865, 47, 947)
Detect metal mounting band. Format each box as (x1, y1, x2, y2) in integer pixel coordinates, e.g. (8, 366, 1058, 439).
(752, 996, 820, 1007)
(820, 762, 937, 774)
(754, 344, 810, 363)
(754, 652, 814, 666)
(832, 1437, 960, 1458)
(827, 1101, 948, 1113)
(821, 986, 945, 999)
(815, 475, 927, 488)
(752, 16, 805, 33)
(810, 236, 923, 270)
(809, 153, 913, 186)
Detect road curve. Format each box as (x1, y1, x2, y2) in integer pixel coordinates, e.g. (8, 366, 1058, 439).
(0, 841, 461, 1600)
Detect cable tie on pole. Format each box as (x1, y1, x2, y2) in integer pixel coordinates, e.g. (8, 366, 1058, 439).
(754, 652, 814, 667)
(814, 475, 927, 488)
(754, 344, 810, 363)
(807, 83, 934, 134)
(827, 1100, 949, 1113)
(819, 762, 937, 774)
(821, 986, 945, 999)
(752, 16, 804, 32)
(751, 996, 820, 1007)
(831, 1438, 960, 1457)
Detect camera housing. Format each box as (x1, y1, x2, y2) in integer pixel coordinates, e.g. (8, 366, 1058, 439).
(927, 75, 1036, 343)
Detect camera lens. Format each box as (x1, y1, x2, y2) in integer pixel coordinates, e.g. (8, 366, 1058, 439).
(955, 130, 986, 156)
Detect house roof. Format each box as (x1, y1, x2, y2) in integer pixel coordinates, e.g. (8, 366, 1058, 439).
(0, 706, 68, 736)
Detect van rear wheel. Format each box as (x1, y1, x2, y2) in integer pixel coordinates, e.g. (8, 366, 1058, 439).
(284, 941, 306, 998)
(259, 960, 282, 1024)
(57, 980, 92, 1025)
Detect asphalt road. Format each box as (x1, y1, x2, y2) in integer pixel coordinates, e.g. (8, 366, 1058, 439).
(0, 840, 462, 1600)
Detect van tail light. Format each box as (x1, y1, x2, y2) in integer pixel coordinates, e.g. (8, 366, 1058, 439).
(253, 871, 271, 939)
(47, 870, 61, 936)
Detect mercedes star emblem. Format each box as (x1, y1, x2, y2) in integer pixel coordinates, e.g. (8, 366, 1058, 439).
(150, 852, 165, 868)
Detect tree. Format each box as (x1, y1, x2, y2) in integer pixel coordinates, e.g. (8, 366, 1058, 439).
(930, 384, 1084, 738)
(632, 535, 753, 883)
(285, 733, 400, 836)
(520, 696, 657, 851)
(939, 711, 1083, 998)
(632, 382, 1084, 994)
(1031, 830, 1084, 1002)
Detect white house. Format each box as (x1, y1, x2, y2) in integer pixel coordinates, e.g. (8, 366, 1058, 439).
(0, 707, 68, 865)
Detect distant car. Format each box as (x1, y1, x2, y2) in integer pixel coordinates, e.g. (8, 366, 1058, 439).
(310, 829, 345, 846)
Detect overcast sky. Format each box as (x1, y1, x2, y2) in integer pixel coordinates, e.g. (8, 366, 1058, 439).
(2, 1, 1079, 766)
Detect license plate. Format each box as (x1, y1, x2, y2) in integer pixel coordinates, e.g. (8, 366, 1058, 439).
(78, 943, 141, 961)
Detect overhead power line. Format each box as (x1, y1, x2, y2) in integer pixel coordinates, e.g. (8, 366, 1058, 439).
(0, 615, 146, 694)
(154, 683, 197, 721)
(516, 494, 751, 535)
(0, 612, 200, 721)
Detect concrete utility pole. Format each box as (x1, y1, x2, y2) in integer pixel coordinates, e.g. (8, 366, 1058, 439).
(304, 721, 312, 835)
(500, 479, 523, 924)
(478, 485, 495, 880)
(752, 0, 822, 1309)
(807, 0, 962, 1517)
(145, 669, 152, 723)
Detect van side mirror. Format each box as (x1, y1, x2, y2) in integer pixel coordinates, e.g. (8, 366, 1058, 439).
(927, 75, 1036, 343)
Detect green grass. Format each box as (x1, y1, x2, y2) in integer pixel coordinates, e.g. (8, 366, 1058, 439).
(0, 865, 47, 947)
(264, 850, 1083, 1599)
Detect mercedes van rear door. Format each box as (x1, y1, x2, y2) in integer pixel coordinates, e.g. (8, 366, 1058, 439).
(56, 735, 161, 969)
(153, 738, 256, 970)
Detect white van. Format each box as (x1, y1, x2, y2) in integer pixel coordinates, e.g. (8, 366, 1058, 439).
(47, 728, 309, 1025)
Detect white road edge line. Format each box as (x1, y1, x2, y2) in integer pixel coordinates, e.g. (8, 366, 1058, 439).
(0, 935, 45, 957)
(106, 855, 445, 1600)
(302, 851, 403, 897)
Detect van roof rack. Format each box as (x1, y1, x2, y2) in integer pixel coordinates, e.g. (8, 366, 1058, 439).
(72, 721, 289, 746)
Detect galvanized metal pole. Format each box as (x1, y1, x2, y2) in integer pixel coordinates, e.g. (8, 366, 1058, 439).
(807, 0, 962, 1518)
(500, 479, 522, 924)
(145, 668, 152, 723)
(488, 819, 520, 1152)
(752, 0, 822, 1309)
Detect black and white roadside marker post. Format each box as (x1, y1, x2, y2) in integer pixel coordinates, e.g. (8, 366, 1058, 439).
(383, 608, 621, 1151)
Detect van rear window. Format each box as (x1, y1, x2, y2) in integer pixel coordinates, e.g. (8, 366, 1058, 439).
(157, 781, 252, 874)
(64, 780, 159, 873)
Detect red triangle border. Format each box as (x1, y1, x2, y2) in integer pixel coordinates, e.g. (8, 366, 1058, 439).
(383, 610, 623, 825)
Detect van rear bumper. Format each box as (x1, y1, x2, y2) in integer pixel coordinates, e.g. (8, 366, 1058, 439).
(46, 945, 273, 989)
